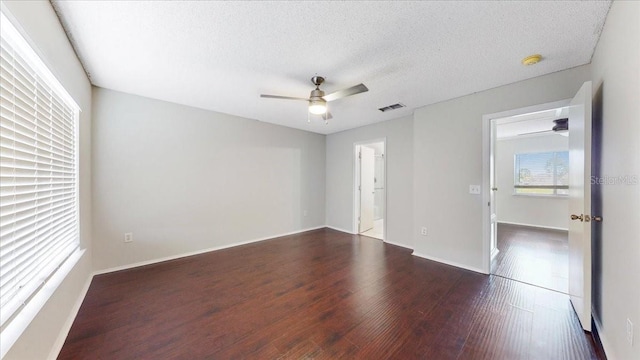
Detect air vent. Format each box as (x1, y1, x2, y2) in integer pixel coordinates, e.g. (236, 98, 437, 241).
(378, 103, 405, 112)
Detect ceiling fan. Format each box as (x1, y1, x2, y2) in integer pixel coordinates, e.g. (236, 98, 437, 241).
(517, 118, 569, 137)
(260, 76, 368, 124)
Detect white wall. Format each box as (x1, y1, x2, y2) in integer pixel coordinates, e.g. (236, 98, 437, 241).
(326, 116, 413, 248)
(496, 134, 569, 230)
(91, 87, 326, 270)
(2, 1, 93, 359)
(412, 65, 590, 272)
(589, 1, 640, 359)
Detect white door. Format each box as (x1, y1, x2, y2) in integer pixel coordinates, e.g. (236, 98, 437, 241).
(359, 147, 375, 233)
(568, 81, 592, 332)
(490, 120, 498, 260)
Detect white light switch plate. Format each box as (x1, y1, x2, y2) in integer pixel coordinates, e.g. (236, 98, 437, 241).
(469, 185, 481, 194)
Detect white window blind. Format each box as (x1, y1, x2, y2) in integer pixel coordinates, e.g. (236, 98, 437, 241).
(514, 151, 569, 196)
(0, 12, 80, 328)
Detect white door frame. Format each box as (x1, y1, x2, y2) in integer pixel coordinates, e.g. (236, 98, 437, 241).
(481, 99, 570, 274)
(353, 138, 387, 240)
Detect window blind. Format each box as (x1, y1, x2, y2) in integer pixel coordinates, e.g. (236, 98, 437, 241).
(514, 151, 569, 196)
(0, 13, 80, 328)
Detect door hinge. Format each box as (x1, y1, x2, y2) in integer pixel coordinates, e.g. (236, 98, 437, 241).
(358, 151, 361, 159)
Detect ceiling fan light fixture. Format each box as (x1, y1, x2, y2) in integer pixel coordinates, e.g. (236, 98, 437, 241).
(261, 75, 367, 122)
(309, 99, 327, 115)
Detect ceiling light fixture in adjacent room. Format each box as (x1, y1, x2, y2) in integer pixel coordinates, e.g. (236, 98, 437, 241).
(521, 54, 543, 66)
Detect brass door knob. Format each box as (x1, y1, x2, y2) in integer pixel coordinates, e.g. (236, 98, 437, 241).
(570, 214, 584, 221)
(591, 215, 603, 222)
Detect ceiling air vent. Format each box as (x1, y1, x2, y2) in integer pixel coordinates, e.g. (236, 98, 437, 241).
(378, 103, 405, 112)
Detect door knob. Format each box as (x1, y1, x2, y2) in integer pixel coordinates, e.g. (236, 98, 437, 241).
(591, 215, 603, 222)
(570, 214, 584, 221)
(492, 187, 498, 191)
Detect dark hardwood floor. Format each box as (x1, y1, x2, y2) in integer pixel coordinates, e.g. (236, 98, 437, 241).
(59, 228, 603, 359)
(493, 223, 569, 294)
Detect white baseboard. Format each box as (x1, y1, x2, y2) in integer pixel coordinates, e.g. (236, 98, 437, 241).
(325, 225, 356, 234)
(412, 252, 486, 274)
(94, 226, 327, 275)
(47, 273, 93, 360)
(497, 221, 568, 232)
(384, 239, 413, 250)
(592, 312, 615, 360)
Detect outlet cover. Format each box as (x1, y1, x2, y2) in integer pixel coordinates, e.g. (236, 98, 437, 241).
(420, 227, 427, 236)
(124, 233, 133, 243)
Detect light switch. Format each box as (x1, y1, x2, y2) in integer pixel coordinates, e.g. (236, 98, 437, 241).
(469, 185, 481, 194)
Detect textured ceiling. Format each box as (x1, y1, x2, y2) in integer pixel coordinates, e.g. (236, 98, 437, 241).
(51, 1, 611, 135)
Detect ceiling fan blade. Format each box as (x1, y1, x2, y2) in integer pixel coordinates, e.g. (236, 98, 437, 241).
(260, 94, 309, 101)
(517, 129, 554, 136)
(323, 83, 368, 102)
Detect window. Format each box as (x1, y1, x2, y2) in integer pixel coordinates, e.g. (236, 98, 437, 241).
(514, 151, 569, 196)
(0, 11, 80, 331)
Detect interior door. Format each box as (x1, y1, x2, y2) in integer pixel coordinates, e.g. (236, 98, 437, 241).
(490, 120, 498, 260)
(359, 146, 375, 233)
(568, 81, 592, 332)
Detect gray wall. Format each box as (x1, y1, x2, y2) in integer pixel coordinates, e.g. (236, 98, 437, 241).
(412, 65, 591, 272)
(2, 1, 93, 359)
(326, 115, 413, 249)
(496, 135, 569, 230)
(91, 88, 326, 270)
(590, 1, 640, 359)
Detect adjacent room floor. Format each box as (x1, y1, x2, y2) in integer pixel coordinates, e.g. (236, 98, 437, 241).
(59, 228, 601, 359)
(492, 223, 569, 294)
(360, 218, 384, 240)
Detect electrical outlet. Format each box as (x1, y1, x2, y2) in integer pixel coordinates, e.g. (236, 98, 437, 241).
(124, 233, 133, 243)
(627, 318, 634, 345)
(420, 227, 427, 236)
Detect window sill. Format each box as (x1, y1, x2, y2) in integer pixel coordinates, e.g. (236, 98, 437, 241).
(0, 248, 85, 359)
(512, 193, 568, 199)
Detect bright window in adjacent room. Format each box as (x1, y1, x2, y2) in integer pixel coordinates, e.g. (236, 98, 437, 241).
(0, 10, 80, 332)
(514, 151, 569, 196)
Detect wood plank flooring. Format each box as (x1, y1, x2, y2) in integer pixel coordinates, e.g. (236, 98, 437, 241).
(493, 223, 569, 293)
(59, 228, 603, 359)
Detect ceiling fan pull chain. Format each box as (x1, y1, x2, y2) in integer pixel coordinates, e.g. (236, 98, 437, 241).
(325, 104, 329, 125)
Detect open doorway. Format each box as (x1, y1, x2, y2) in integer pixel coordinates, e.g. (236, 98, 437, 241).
(483, 83, 594, 331)
(354, 140, 386, 240)
(490, 105, 571, 293)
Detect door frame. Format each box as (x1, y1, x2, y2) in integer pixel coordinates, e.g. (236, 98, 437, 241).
(353, 138, 387, 240)
(481, 99, 571, 273)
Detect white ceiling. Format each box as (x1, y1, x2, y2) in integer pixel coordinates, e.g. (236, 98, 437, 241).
(51, 1, 611, 135)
